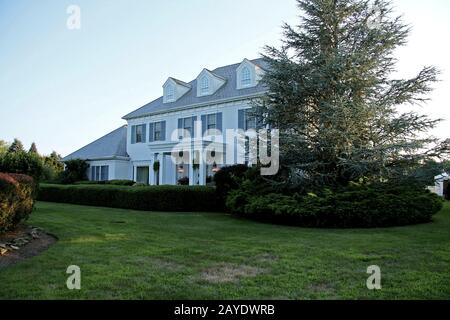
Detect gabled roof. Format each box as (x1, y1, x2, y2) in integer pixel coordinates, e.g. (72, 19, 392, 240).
(62, 126, 129, 161)
(199, 68, 227, 82)
(166, 77, 192, 88)
(123, 58, 269, 120)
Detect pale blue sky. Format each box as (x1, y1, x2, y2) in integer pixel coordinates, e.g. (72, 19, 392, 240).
(0, 0, 449, 156)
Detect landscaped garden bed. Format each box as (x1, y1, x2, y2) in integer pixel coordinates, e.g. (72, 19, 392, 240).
(0, 225, 56, 269)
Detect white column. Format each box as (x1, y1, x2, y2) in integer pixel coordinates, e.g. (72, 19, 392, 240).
(199, 161, 206, 186)
(198, 146, 206, 186)
(188, 147, 195, 186)
(149, 155, 155, 185)
(188, 162, 195, 186)
(158, 154, 164, 185)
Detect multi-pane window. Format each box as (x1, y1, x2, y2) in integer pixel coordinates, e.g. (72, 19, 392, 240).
(241, 67, 251, 86)
(91, 166, 109, 181)
(200, 76, 209, 95)
(166, 85, 175, 101)
(154, 122, 162, 141)
(207, 114, 216, 130)
(100, 166, 108, 181)
(135, 125, 144, 143)
(183, 117, 193, 136)
(149, 121, 165, 142)
(245, 111, 256, 130)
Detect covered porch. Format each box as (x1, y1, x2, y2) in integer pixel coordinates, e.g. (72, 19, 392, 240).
(138, 139, 225, 186)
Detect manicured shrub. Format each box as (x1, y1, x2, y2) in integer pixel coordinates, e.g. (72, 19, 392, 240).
(75, 180, 138, 186)
(226, 181, 444, 228)
(0, 173, 35, 233)
(108, 180, 135, 186)
(74, 180, 106, 185)
(38, 184, 220, 212)
(0, 173, 18, 232)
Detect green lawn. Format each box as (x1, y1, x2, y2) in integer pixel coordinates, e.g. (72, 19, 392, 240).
(1, 201, 450, 299)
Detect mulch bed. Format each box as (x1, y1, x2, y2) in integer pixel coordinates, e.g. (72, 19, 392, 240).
(0, 225, 57, 269)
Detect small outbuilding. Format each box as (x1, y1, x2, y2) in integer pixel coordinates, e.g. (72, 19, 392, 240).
(434, 173, 450, 199)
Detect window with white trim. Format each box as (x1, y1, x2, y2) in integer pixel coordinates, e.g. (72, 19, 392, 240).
(200, 76, 209, 95)
(154, 122, 162, 141)
(207, 114, 216, 130)
(91, 166, 109, 181)
(166, 84, 175, 101)
(135, 125, 144, 143)
(183, 117, 193, 135)
(245, 111, 256, 130)
(241, 67, 251, 86)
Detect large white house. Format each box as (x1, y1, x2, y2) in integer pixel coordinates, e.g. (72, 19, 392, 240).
(62, 58, 269, 185)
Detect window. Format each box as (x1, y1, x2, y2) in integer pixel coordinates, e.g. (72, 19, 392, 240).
(91, 166, 109, 181)
(136, 125, 144, 143)
(207, 114, 216, 130)
(154, 122, 162, 141)
(245, 111, 256, 130)
(179, 117, 195, 138)
(131, 124, 146, 144)
(241, 67, 251, 86)
(150, 121, 165, 142)
(100, 166, 109, 181)
(166, 85, 175, 101)
(184, 117, 193, 135)
(200, 76, 209, 95)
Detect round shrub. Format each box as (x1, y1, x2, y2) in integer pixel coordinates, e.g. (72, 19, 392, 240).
(226, 182, 444, 228)
(0, 173, 19, 232)
(0, 173, 35, 233)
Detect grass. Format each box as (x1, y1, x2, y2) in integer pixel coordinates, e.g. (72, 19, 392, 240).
(1, 201, 450, 299)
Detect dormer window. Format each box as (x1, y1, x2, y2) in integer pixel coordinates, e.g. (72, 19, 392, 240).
(166, 84, 175, 101)
(241, 67, 251, 87)
(200, 76, 209, 95)
(196, 69, 226, 97)
(236, 59, 265, 90)
(163, 78, 191, 103)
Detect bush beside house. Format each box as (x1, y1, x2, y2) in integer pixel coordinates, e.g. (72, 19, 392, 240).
(38, 184, 219, 212)
(226, 179, 443, 228)
(0, 173, 36, 233)
(212, 165, 443, 228)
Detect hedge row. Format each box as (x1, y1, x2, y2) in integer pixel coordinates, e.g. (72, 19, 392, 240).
(226, 181, 444, 228)
(74, 180, 135, 186)
(37, 184, 220, 212)
(0, 173, 35, 232)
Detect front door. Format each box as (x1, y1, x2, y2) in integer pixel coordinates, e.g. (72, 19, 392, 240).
(163, 154, 176, 185)
(136, 166, 150, 185)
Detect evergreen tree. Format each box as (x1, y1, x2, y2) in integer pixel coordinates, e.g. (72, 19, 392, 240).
(28, 142, 38, 154)
(8, 138, 24, 153)
(258, 0, 449, 189)
(44, 151, 64, 172)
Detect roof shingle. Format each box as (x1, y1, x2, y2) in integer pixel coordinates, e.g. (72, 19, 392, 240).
(62, 126, 129, 161)
(122, 58, 269, 120)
